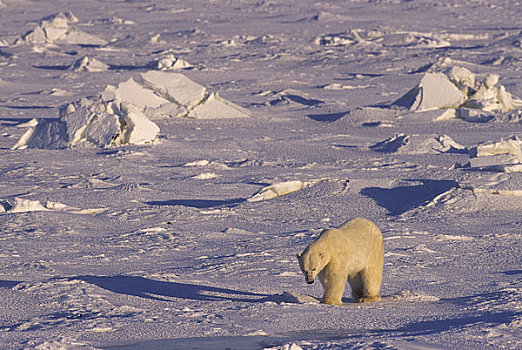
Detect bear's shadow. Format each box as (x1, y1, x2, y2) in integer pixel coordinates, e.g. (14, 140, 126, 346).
(76, 275, 271, 303)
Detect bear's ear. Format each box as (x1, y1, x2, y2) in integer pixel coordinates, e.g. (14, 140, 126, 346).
(296, 253, 301, 260)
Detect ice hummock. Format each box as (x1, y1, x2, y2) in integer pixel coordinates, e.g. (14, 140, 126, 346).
(14, 12, 108, 46)
(393, 66, 521, 115)
(69, 56, 109, 72)
(13, 96, 160, 149)
(147, 52, 193, 71)
(466, 135, 522, 172)
(113, 71, 249, 119)
(13, 71, 249, 149)
(393, 72, 467, 112)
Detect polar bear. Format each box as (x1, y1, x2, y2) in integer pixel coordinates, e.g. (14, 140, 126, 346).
(297, 217, 384, 305)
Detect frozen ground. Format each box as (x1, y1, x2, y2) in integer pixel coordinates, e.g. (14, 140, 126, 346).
(0, 0, 521, 349)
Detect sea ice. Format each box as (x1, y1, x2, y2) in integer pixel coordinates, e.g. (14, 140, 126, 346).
(13, 71, 248, 149)
(13, 96, 159, 149)
(248, 181, 308, 202)
(140, 71, 206, 110)
(370, 133, 410, 153)
(147, 53, 193, 70)
(393, 72, 467, 111)
(69, 56, 109, 72)
(465, 136, 522, 172)
(470, 135, 522, 160)
(393, 67, 521, 115)
(187, 92, 250, 119)
(14, 12, 107, 46)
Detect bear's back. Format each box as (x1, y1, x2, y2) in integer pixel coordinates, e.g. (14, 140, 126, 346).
(338, 217, 381, 239)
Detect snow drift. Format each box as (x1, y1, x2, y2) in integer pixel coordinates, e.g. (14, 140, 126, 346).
(13, 71, 249, 149)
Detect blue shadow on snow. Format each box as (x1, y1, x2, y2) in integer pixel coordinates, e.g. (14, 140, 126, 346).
(361, 179, 458, 215)
(145, 198, 245, 209)
(77, 275, 270, 303)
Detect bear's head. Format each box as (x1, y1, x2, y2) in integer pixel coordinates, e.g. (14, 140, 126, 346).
(296, 247, 328, 284)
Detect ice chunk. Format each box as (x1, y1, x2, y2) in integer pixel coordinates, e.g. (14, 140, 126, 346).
(0, 198, 49, 213)
(115, 78, 170, 111)
(464, 74, 517, 112)
(435, 135, 467, 153)
(148, 54, 193, 70)
(445, 66, 475, 95)
(370, 133, 409, 153)
(140, 71, 206, 110)
(69, 56, 109, 72)
(12, 119, 68, 149)
(85, 113, 121, 147)
(456, 108, 495, 123)
(114, 104, 160, 146)
(14, 97, 159, 149)
(468, 154, 520, 168)
(464, 136, 522, 172)
(393, 73, 467, 111)
(470, 135, 522, 160)
(248, 181, 307, 202)
(15, 12, 107, 46)
(187, 93, 250, 119)
(393, 67, 521, 115)
(14, 71, 249, 149)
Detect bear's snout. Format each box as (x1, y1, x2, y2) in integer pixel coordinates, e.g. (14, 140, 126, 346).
(306, 279, 314, 284)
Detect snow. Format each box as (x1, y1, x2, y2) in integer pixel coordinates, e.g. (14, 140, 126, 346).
(0, 0, 521, 349)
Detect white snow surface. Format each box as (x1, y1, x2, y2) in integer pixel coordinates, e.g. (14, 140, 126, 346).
(0, 1, 521, 349)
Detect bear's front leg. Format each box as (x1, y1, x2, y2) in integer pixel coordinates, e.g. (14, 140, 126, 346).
(319, 272, 346, 305)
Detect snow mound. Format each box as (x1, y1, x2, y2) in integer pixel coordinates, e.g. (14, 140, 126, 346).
(393, 67, 521, 114)
(69, 56, 109, 72)
(14, 12, 107, 46)
(13, 71, 249, 149)
(272, 292, 319, 304)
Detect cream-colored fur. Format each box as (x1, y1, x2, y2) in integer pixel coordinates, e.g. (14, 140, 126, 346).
(297, 218, 384, 305)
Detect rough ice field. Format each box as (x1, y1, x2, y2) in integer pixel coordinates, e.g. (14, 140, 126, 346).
(0, 0, 521, 349)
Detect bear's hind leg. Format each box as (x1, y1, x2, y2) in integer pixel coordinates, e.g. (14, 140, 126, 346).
(359, 265, 382, 303)
(348, 274, 363, 300)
